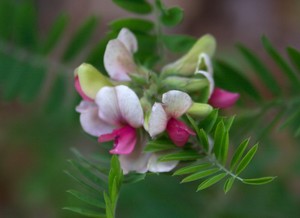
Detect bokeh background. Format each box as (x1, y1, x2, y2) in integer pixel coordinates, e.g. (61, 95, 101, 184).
(1, 0, 300, 217)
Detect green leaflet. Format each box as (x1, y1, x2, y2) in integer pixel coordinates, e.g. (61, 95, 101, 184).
(197, 173, 227, 191)
(68, 160, 107, 190)
(214, 60, 261, 102)
(40, 14, 68, 55)
(181, 168, 219, 183)
(223, 177, 235, 194)
(62, 16, 98, 62)
(64, 170, 101, 193)
(160, 7, 183, 27)
(13, 0, 38, 50)
(242, 177, 276, 185)
(66, 189, 106, 208)
(144, 139, 177, 152)
(287, 47, 300, 73)
(106, 156, 123, 218)
(162, 35, 197, 53)
(123, 173, 146, 184)
(213, 121, 226, 161)
(19, 65, 46, 102)
(109, 18, 154, 33)
(230, 138, 250, 170)
(237, 44, 281, 96)
(236, 144, 258, 175)
(2, 61, 29, 101)
(44, 74, 66, 113)
(262, 36, 300, 91)
(198, 129, 209, 152)
(0, 0, 14, 40)
(112, 0, 152, 14)
(173, 163, 212, 176)
(198, 109, 219, 133)
(158, 150, 201, 162)
(71, 148, 110, 175)
(155, 0, 183, 27)
(63, 207, 106, 218)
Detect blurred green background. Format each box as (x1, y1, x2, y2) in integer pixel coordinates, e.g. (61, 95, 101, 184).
(0, 0, 300, 217)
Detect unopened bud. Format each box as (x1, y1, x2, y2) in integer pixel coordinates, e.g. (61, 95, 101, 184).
(187, 102, 213, 118)
(162, 76, 208, 92)
(162, 34, 216, 77)
(75, 63, 112, 99)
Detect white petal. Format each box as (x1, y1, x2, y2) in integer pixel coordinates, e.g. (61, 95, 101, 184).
(147, 152, 178, 173)
(104, 39, 137, 81)
(162, 90, 193, 118)
(119, 138, 151, 174)
(115, 85, 144, 128)
(76, 101, 114, 137)
(148, 103, 168, 137)
(195, 53, 213, 75)
(95, 87, 122, 126)
(117, 28, 138, 53)
(196, 70, 215, 97)
(195, 53, 215, 97)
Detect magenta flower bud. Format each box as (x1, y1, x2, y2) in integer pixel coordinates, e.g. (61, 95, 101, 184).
(208, 88, 240, 108)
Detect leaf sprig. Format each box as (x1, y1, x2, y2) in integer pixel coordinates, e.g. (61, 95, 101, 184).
(145, 114, 276, 193)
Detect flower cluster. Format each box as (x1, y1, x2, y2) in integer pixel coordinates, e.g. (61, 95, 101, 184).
(75, 28, 239, 174)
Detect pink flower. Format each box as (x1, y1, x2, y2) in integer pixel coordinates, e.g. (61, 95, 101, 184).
(76, 85, 144, 155)
(104, 28, 138, 81)
(208, 88, 240, 109)
(196, 53, 240, 108)
(148, 90, 195, 147)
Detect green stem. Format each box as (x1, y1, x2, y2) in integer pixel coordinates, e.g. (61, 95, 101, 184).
(154, 0, 166, 65)
(207, 155, 243, 182)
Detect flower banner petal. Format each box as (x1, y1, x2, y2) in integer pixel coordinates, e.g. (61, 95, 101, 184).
(162, 90, 193, 118)
(104, 39, 137, 81)
(117, 28, 138, 53)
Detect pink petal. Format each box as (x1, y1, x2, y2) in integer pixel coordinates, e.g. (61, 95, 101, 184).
(76, 101, 114, 137)
(99, 125, 137, 155)
(117, 28, 138, 53)
(166, 118, 196, 147)
(208, 88, 240, 109)
(74, 76, 93, 101)
(104, 39, 137, 81)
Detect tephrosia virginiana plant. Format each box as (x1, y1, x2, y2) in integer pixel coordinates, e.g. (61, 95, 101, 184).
(65, 1, 276, 217)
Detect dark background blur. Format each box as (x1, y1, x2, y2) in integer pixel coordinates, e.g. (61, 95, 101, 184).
(1, 0, 300, 217)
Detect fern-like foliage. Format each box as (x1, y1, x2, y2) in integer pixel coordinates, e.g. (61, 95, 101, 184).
(214, 37, 300, 139)
(64, 149, 145, 217)
(0, 0, 102, 119)
(145, 113, 275, 193)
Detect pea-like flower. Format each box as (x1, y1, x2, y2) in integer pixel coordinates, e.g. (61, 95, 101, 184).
(104, 28, 139, 81)
(196, 53, 240, 108)
(148, 90, 196, 146)
(76, 85, 144, 155)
